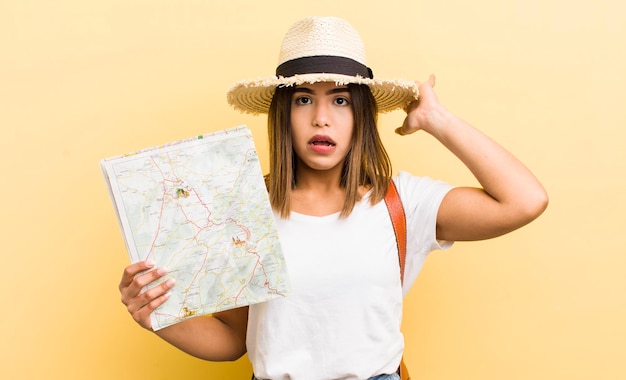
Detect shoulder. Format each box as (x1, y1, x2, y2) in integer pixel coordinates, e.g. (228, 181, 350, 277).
(392, 171, 454, 205)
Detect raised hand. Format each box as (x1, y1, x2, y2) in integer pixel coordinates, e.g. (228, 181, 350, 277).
(395, 74, 448, 137)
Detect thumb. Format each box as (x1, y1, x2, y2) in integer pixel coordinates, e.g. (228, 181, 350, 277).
(395, 116, 420, 136)
(395, 117, 409, 135)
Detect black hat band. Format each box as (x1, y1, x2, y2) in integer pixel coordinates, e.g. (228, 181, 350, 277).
(276, 55, 374, 79)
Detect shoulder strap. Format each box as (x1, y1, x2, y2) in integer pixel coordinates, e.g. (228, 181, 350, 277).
(384, 179, 407, 285)
(384, 180, 412, 380)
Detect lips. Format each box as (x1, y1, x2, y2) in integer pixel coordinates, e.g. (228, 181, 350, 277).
(307, 134, 337, 154)
(308, 135, 336, 147)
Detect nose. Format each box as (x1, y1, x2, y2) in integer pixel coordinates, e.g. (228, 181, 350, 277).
(313, 102, 329, 127)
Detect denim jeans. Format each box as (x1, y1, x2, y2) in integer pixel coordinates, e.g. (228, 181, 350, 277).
(252, 374, 400, 380)
(370, 373, 401, 380)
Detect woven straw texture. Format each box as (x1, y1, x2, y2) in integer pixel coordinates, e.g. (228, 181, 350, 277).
(227, 17, 419, 115)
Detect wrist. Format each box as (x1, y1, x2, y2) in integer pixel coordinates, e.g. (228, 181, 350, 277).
(421, 105, 455, 138)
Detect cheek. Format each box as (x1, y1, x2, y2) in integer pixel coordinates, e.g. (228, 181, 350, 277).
(289, 122, 302, 143)
(338, 109, 354, 131)
(289, 127, 307, 156)
(341, 118, 355, 140)
(289, 112, 307, 136)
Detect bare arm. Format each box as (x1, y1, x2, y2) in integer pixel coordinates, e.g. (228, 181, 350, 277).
(119, 261, 248, 361)
(155, 307, 248, 361)
(397, 75, 548, 241)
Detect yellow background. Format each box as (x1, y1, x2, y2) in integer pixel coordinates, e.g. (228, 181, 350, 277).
(1, 0, 625, 379)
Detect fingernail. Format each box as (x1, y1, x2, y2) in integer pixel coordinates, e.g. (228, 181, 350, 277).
(145, 259, 155, 267)
(166, 278, 176, 288)
(157, 267, 167, 276)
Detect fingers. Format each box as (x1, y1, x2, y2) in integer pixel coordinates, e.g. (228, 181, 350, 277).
(417, 75, 437, 101)
(119, 260, 175, 330)
(427, 74, 435, 88)
(119, 260, 154, 290)
(129, 285, 173, 330)
(397, 74, 441, 136)
(413, 74, 435, 90)
(396, 75, 437, 136)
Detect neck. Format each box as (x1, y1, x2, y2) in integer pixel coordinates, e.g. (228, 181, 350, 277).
(293, 158, 344, 190)
(291, 162, 345, 216)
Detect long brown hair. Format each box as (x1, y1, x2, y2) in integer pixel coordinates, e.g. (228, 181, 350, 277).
(267, 83, 392, 218)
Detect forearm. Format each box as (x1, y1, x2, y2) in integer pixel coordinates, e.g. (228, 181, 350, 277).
(429, 108, 546, 212)
(425, 106, 548, 241)
(399, 76, 547, 240)
(153, 308, 248, 362)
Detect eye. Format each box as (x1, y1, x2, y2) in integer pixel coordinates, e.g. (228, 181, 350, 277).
(334, 96, 350, 106)
(294, 96, 312, 105)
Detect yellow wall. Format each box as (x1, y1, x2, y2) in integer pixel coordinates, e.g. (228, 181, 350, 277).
(2, 0, 625, 379)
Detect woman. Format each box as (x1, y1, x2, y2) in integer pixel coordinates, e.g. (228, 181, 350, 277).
(119, 16, 548, 379)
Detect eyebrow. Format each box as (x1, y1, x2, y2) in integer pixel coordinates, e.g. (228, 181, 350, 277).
(293, 86, 350, 95)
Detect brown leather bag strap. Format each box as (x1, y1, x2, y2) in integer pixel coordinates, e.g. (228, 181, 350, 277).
(384, 179, 407, 285)
(384, 180, 411, 380)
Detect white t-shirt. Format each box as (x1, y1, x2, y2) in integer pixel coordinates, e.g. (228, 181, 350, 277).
(247, 172, 453, 380)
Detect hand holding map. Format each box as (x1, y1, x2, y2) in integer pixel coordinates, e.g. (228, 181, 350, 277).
(101, 126, 291, 331)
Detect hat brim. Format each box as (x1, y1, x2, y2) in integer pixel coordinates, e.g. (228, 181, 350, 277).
(226, 73, 419, 115)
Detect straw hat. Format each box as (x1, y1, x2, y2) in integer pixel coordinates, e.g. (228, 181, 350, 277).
(226, 16, 419, 115)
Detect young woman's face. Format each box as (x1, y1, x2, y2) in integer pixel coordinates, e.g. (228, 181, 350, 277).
(290, 82, 354, 173)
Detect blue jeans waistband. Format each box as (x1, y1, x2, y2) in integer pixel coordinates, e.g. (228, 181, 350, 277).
(252, 374, 400, 380)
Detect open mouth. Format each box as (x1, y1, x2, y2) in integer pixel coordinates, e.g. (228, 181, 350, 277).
(309, 135, 336, 147)
(310, 140, 336, 146)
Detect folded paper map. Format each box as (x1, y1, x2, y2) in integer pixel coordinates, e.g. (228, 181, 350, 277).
(101, 125, 291, 330)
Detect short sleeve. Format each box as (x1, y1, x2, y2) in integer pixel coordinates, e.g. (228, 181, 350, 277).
(394, 171, 454, 296)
